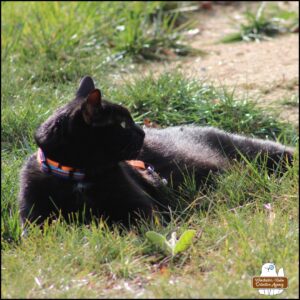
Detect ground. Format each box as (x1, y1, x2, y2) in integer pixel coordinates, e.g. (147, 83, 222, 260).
(136, 1, 299, 125)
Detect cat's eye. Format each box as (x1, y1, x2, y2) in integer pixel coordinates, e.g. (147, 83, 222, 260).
(120, 121, 126, 129)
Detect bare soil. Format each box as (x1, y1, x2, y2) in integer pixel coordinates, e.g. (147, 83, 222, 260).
(135, 1, 299, 126)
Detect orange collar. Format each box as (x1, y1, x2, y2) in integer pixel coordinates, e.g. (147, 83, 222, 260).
(37, 148, 85, 180)
(37, 148, 148, 180)
(126, 160, 146, 170)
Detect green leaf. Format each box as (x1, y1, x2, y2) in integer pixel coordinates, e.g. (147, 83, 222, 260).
(146, 231, 172, 255)
(173, 229, 196, 255)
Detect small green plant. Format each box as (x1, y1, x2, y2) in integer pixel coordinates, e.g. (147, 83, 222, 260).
(109, 2, 197, 61)
(146, 229, 196, 257)
(221, 2, 298, 43)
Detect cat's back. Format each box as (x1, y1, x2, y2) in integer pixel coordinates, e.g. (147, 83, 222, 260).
(141, 125, 226, 164)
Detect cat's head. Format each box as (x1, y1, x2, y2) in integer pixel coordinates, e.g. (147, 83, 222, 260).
(35, 76, 145, 169)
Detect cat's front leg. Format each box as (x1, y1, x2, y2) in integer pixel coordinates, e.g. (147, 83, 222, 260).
(19, 191, 56, 231)
(18, 173, 61, 233)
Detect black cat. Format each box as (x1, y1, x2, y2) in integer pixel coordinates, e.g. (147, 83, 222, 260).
(19, 76, 294, 229)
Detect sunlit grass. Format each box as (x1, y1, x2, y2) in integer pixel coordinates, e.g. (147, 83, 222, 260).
(221, 2, 298, 43)
(2, 2, 197, 83)
(2, 154, 298, 298)
(1, 1, 298, 298)
(111, 72, 298, 145)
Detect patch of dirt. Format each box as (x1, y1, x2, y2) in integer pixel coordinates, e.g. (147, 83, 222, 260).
(186, 33, 299, 125)
(135, 1, 299, 126)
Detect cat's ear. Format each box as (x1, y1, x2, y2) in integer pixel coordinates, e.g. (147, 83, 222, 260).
(87, 89, 102, 106)
(76, 76, 95, 97)
(82, 89, 102, 124)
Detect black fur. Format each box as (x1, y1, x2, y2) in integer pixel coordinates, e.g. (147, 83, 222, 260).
(18, 76, 294, 228)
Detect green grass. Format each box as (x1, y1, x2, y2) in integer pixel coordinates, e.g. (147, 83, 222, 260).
(2, 1, 196, 83)
(2, 155, 299, 298)
(1, 2, 299, 298)
(221, 2, 299, 43)
(2, 69, 299, 297)
(110, 72, 297, 145)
